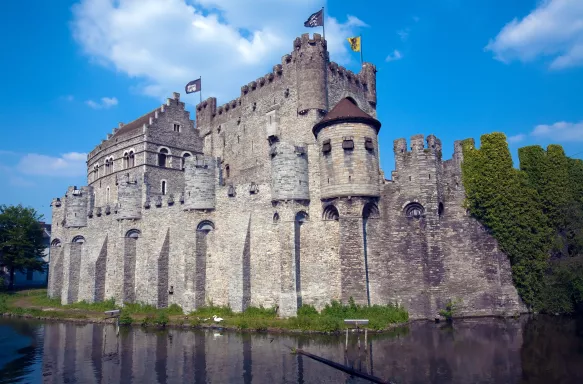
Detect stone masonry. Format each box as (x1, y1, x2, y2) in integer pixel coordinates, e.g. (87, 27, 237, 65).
(48, 34, 524, 319)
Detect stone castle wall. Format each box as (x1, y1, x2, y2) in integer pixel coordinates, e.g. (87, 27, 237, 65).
(48, 33, 524, 319)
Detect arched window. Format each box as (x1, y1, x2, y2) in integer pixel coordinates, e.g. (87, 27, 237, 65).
(404, 202, 425, 219)
(71, 235, 85, 244)
(363, 202, 380, 220)
(123, 152, 129, 169)
(158, 148, 169, 167)
(197, 220, 215, 232)
(51, 239, 62, 247)
(105, 159, 110, 174)
(322, 205, 339, 221)
(438, 202, 444, 217)
(161, 180, 167, 195)
(129, 151, 135, 168)
(106, 186, 110, 203)
(225, 164, 230, 179)
(182, 152, 191, 170)
(273, 212, 280, 223)
(126, 229, 140, 239)
(109, 157, 114, 174)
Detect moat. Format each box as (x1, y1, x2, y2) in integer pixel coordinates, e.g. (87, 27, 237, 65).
(1, 316, 582, 383)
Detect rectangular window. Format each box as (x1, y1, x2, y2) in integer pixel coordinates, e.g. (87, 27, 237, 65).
(322, 139, 331, 153)
(365, 137, 374, 150)
(342, 138, 354, 150)
(173, 123, 180, 132)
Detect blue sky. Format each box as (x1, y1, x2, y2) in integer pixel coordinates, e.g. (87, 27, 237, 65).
(1, 0, 582, 221)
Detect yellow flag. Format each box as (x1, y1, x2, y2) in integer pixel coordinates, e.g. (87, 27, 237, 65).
(347, 36, 361, 52)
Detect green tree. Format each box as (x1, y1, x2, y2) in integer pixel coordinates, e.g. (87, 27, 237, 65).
(0, 205, 47, 289)
(462, 133, 551, 310)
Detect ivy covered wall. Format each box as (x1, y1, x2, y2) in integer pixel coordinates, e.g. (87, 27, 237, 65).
(462, 133, 583, 313)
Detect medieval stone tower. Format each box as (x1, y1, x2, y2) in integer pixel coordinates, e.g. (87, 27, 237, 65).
(48, 34, 524, 319)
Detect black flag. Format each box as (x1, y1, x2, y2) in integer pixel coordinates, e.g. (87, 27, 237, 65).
(304, 9, 323, 27)
(185, 78, 201, 94)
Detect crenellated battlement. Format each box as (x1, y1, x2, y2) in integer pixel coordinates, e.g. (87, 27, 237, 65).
(394, 134, 443, 156)
(195, 33, 377, 133)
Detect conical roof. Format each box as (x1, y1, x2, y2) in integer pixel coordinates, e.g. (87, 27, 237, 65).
(313, 98, 381, 137)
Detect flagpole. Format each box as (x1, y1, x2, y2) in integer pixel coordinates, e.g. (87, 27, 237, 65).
(322, 7, 325, 40)
(360, 35, 363, 66)
(199, 76, 202, 103)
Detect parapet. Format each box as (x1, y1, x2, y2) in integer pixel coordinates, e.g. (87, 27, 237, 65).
(293, 33, 327, 52)
(393, 135, 444, 172)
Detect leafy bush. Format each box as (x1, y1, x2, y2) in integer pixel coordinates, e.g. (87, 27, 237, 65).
(155, 312, 169, 327)
(141, 315, 153, 327)
(166, 303, 183, 315)
(297, 304, 318, 317)
(118, 313, 133, 325)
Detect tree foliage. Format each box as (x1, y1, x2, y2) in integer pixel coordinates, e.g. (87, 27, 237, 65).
(0, 204, 47, 289)
(462, 134, 551, 310)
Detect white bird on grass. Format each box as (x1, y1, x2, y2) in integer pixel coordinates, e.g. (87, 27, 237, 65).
(212, 315, 224, 323)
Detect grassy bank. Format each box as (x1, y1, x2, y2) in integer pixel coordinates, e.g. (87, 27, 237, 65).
(1, 289, 408, 333)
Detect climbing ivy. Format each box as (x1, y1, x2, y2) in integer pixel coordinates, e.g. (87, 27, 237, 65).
(462, 134, 583, 313)
(462, 134, 550, 310)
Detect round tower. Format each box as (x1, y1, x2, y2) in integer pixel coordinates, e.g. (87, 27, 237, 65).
(270, 141, 310, 201)
(313, 98, 381, 199)
(293, 33, 328, 113)
(117, 172, 142, 219)
(64, 186, 92, 228)
(184, 155, 216, 210)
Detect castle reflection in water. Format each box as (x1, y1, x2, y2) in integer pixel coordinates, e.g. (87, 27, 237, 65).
(35, 318, 550, 384)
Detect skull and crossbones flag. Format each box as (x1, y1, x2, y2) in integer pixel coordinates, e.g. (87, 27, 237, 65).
(185, 78, 201, 94)
(304, 9, 324, 27)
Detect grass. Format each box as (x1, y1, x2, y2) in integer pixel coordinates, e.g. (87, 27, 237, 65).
(1, 289, 409, 333)
(187, 298, 408, 332)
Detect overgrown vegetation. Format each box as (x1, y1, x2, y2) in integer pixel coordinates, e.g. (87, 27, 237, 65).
(1, 290, 408, 332)
(438, 299, 460, 321)
(188, 298, 408, 332)
(461, 134, 583, 313)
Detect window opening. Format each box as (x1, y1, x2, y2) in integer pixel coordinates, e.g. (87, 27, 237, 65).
(161, 181, 167, 195)
(158, 148, 168, 167)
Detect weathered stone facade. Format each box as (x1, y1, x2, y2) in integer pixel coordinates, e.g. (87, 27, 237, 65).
(48, 34, 524, 319)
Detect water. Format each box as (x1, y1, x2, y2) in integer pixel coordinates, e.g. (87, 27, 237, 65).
(0, 316, 582, 383)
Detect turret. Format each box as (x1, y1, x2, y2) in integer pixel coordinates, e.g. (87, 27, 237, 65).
(313, 98, 381, 199)
(195, 97, 217, 137)
(270, 141, 309, 201)
(184, 155, 216, 210)
(293, 33, 328, 113)
(64, 186, 92, 228)
(117, 172, 142, 219)
(362, 63, 377, 107)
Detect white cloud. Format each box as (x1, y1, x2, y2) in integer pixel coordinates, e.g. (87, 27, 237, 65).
(85, 96, 118, 109)
(17, 152, 87, 177)
(507, 134, 526, 143)
(531, 120, 583, 141)
(485, 0, 583, 69)
(71, 0, 367, 102)
(397, 28, 410, 41)
(60, 95, 75, 102)
(386, 50, 403, 62)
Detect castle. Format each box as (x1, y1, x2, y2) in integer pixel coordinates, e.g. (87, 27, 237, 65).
(48, 34, 524, 319)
